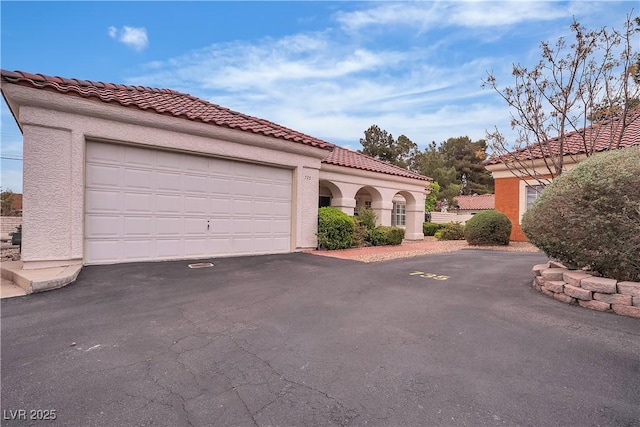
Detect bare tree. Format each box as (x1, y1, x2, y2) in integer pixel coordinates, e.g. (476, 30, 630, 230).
(482, 14, 640, 185)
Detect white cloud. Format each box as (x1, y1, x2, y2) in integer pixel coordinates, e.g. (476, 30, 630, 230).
(108, 25, 148, 51)
(335, 1, 577, 33)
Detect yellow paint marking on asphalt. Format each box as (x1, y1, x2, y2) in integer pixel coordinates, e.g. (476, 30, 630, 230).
(409, 271, 450, 281)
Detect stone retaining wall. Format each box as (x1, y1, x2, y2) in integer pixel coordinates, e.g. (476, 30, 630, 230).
(532, 262, 640, 319)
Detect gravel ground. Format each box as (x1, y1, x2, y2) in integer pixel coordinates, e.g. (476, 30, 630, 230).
(312, 237, 541, 263)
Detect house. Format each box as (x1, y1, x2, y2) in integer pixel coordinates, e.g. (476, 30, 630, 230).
(454, 194, 495, 215)
(0, 70, 429, 268)
(485, 111, 640, 241)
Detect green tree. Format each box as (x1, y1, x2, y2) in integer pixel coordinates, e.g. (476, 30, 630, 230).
(440, 136, 494, 195)
(1, 189, 18, 216)
(425, 181, 440, 212)
(358, 125, 418, 169)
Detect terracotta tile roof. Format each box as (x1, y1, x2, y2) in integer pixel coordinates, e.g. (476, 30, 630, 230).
(485, 109, 640, 165)
(1, 69, 431, 182)
(0, 70, 333, 150)
(322, 146, 430, 181)
(454, 194, 495, 210)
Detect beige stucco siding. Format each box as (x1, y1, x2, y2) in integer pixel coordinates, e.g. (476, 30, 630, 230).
(8, 85, 325, 267)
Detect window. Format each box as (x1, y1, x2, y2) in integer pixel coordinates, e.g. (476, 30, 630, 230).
(526, 185, 545, 210)
(319, 196, 331, 208)
(365, 200, 372, 209)
(392, 202, 406, 226)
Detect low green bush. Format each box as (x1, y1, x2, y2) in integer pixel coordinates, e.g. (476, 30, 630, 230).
(423, 222, 446, 236)
(434, 222, 465, 240)
(371, 226, 405, 246)
(317, 207, 355, 250)
(464, 210, 511, 246)
(522, 146, 640, 281)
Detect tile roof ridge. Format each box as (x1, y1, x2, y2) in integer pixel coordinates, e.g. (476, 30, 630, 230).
(1, 69, 183, 95)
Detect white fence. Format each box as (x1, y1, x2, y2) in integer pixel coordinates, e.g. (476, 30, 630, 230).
(429, 212, 474, 225)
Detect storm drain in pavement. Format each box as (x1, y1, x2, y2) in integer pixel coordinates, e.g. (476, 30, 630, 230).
(188, 262, 214, 269)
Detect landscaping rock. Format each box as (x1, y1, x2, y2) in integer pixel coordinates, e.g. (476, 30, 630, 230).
(580, 277, 617, 294)
(578, 300, 610, 312)
(563, 284, 592, 301)
(593, 293, 632, 306)
(545, 281, 565, 293)
(562, 271, 592, 287)
(617, 281, 640, 298)
(532, 263, 549, 277)
(611, 304, 640, 319)
(553, 293, 575, 304)
(542, 268, 567, 281)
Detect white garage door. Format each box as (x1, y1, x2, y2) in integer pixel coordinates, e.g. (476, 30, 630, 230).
(85, 142, 292, 264)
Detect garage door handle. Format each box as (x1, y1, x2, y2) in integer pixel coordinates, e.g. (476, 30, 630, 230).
(207, 220, 210, 231)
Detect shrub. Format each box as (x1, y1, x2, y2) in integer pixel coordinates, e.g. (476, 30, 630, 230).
(317, 207, 355, 250)
(522, 146, 640, 281)
(352, 208, 377, 247)
(423, 222, 446, 236)
(434, 222, 465, 240)
(464, 210, 512, 246)
(352, 225, 372, 248)
(371, 226, 405, 246)
(355, 208, 377, 231)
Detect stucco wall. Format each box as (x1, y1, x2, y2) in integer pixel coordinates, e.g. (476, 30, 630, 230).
(8, 85, 326, 266)
(494, 177, 527, 241)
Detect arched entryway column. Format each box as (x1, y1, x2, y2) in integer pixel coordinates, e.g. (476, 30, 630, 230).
(319, 180, 358, 215)
(395, 190, 425, 240)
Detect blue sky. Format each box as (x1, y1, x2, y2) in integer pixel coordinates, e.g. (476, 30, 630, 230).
(1, 1, 637, 193)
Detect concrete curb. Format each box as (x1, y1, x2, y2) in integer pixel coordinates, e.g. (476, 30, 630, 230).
(0, 261, 82, 296)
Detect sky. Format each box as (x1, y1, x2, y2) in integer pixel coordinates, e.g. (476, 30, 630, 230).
(1, 0, 638, 193)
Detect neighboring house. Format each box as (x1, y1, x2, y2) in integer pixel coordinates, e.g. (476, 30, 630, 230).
(454, 194, 495, 215)
(485, 111, 640, 241)
(1, 70, 429, 268)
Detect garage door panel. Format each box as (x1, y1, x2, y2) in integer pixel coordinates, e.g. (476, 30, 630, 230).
(184, 156, 209, 174)
(123, 216, 154, 237)
(184, 196, 208, 215)
(209, 217, 231, 233)
(184, 238, 209, 256)
(156, 171, 183, 192)
(154, 217, 184, 236)
(124, 147, 155, 168)
(184, 217, 207, 235)
(156, 194, 182, 213)
(85, 215, 122, 238)
(86, 190, 121, 212)
(232, 199, 254, 215)
(156, 150, 184, 170)
(86, 142, 122, 164)
(86, 163, 121, 188)
(210, 197, 232, 214)
(124, 240, 153, 260)
(209, 176, 231, 194)
(156, 239, 184, 258)
(85, 142, 292, 264)
(233, 179, 255, 197)
(184, 174, 209, 194)
(124, 192, 154, 213)
(85, 240, 121, 263)
(124, 169, 154, 191)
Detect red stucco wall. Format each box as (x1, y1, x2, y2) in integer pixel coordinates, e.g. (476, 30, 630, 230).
(494, 177, 528, 241)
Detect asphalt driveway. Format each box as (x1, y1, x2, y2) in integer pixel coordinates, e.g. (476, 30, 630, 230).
(2, 251, 639, 426)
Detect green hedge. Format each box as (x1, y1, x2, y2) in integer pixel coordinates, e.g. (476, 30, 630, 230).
(371, 226, 405, 246)
(464, 210, 511, 246)
(317, 207, 355, 250)
(434, 222, 465, 240)
(522, 146, 640, 281)
(423, 222, 446, 236)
